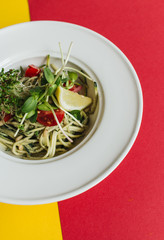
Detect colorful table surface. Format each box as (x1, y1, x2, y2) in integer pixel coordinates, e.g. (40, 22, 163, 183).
(0, 0, 164, 239)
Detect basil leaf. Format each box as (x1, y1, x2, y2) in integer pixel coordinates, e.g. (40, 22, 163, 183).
(29, 111, 38, 123)
(43, 67, 54, 84)
(68, 71, 78, 81)
(70, 110, 82, 121)
(21, 96, 37, 113)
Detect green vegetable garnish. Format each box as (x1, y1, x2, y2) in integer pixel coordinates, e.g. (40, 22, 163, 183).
(48, 84, 58, 96)
(30, 86, 43, 97)
(68, 71, 78, 81)
(21, 96, 37, 113)
(70, 110, 82, 121)
(29, 111, 38, 123)
(18, 124, 24, 130)
(61, 78, 68, 83)
(26, 109, 36, 119)
(0, 68, 22, 114)
(43, 67, 54, 84)
(34, 131, 39, 137)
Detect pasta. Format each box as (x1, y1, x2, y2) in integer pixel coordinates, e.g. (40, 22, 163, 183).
(0, 43, 97, 159)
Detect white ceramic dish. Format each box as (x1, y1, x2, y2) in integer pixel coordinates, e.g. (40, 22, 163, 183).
(0, 21, 143, 205)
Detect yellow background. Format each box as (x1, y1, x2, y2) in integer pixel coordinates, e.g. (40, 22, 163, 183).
(0, 0, 30, 28)
(0, 203, 62, 240)
(0, 1, 63, 239)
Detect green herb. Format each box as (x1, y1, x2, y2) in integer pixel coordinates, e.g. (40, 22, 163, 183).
(47, 76, 61, 96)
(43, 67, 54, 84)
(34, 131, 39, 137)
(38, 103, 57, 111)
(30, 86, 43, 98)
(39, 64, 46, 68)
(22, 86, 42, 114)
(55, 76, 61, 86)
(18, 124, 24, 130)
(48, 84, 58, 96)
(41, 75, 47, 85)
(46, 55, 50, 67)
(68, 71, 78, 81)
(61, 77, 68, 83)
(70, 110, 82, 121)
(29, 111, 38, 123)
(21, 96, 37, 113)
(0, 68, 22, 114)
(37, 103, 51, 111)
(20, 66, 24, 77)
(26, 109, 36, 119)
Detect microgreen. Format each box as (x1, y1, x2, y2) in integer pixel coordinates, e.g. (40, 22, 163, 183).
(48, 84, 58, 96)
(34, 131, 39, 137)
(0, 68, 22, 114)
(21, 96, 37, 113)
(26, 109, 36, 119)
(70, 110, 82, 121)
(46, 55, 50, 67)
(29, 111, 38, 123)
(20, 66, 24, 77)
(61, 77, 68, 83)
(18, 124, 24, 130)
(29, 86, 43, 97)
(37, 103, 51, 111)
(68, 71, 78, 81)
(43, 67, 54, 84)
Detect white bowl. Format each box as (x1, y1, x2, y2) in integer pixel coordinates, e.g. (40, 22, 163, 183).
(0, 21, 143, 204)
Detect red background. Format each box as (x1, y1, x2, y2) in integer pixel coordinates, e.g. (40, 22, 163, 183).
(28, 0, 164, 239)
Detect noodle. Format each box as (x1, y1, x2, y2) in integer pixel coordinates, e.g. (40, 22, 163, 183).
(0, 112, 88, 159)
(0, 44, 97, 160)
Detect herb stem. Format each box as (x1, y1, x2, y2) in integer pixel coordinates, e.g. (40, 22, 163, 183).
(46, 55, 50, 67)
(51, 95, 83, 127)
(45, 102, 73, 143)
(14, 113, 27, 137)
(59, 42, 64, 66)
(38, 87, 48, 102)
(64, 67, 93, 81)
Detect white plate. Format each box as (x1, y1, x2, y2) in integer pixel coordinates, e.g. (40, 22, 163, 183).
(0, 21, 143, 205)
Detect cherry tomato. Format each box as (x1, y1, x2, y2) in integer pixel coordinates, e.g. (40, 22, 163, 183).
(37, 109, 65, 126)
(4, 113, 12, 122)
(63, 82, 82, 93)
(69, 84, 82, 93)
(25, 64, 41, 77)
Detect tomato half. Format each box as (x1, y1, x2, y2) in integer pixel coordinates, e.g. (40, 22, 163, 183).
(25, 64, 41, 77)
(4, 113, 12, 122)
(69, 84, 82, 93)
(37, 109, 65, 126)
